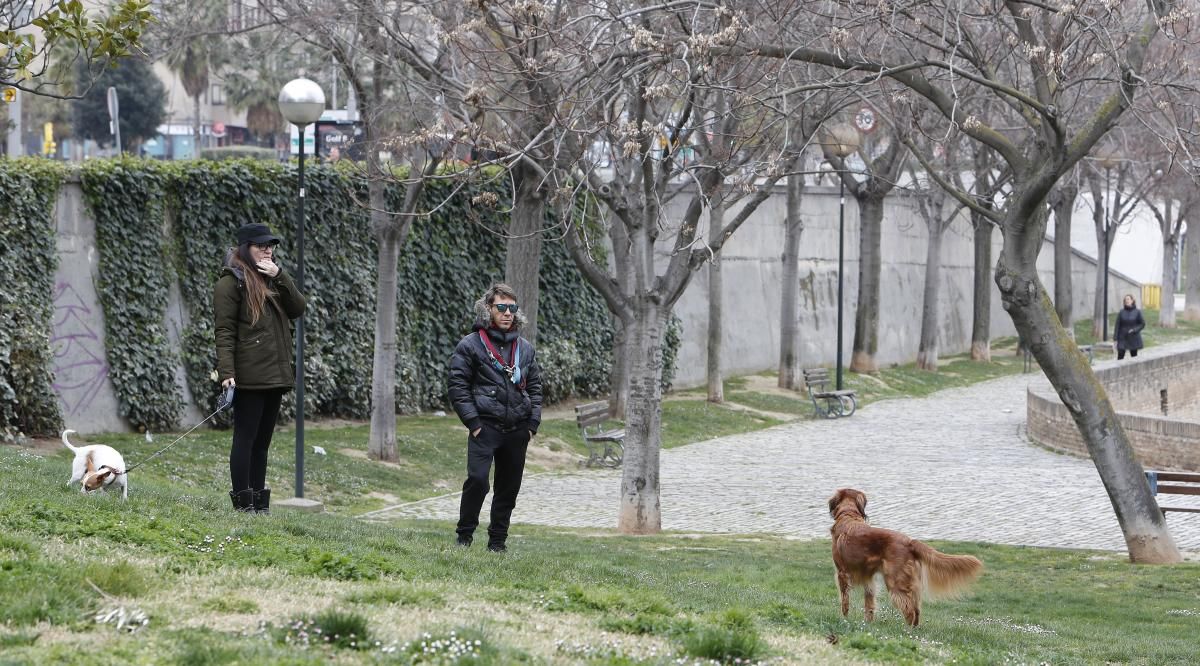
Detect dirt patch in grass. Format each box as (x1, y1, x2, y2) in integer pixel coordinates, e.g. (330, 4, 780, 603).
(526, 437, 582, 470)
(338, 448, 411, 469)
(367, 491, 401, 504)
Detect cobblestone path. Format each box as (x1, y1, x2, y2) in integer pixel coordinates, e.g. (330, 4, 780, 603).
(367, 342, 1200, 554)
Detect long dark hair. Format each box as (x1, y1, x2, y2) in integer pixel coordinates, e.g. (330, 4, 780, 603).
(229, 244, 275, 325)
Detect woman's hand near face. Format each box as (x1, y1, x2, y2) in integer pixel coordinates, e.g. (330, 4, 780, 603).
(256, 259, 280, 278)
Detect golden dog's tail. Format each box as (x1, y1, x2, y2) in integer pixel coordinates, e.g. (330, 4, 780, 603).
(911, 540, 983, 598)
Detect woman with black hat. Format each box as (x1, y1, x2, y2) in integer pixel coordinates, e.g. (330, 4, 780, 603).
(213, 223, 307, 513)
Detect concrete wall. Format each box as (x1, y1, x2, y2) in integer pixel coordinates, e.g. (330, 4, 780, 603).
(667, 185, 1140, 387)
(50, 180, 201, 435)
(1027, 348, 1200, 472)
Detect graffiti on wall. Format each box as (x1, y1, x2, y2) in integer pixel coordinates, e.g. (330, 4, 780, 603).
(51, 282, 110, 416)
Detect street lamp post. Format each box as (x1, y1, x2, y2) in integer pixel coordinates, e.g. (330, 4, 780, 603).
(823, 125, 861, 391)
(278, 78, 325, 500)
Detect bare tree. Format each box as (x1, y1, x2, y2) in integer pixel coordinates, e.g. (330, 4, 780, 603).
(969, 150, 1003, 362)
(521, 7, 829, 533)
(745, 0, 1194, 562)
(1084, 155, 1154, 340)
(778, 171, 806, 388)
(1142, 170, 1198, 327)
(824, 134, 907, 374)
(706, 184, 726, 403)
(270, 0, 451, 461)
(908, 160, 956, 371)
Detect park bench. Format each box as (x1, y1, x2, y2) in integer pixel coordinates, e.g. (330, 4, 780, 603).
(802, 368, 857, 419)
(1144, 471, 1200, 517)
(575, 401, 624, 468)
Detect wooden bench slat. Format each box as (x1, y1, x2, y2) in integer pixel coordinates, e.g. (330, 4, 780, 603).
(812, 390, 856, 398)
(1152, 472, 1200, 483)
(1154, 484, 1200, 496)
(584, 429, 625, 442)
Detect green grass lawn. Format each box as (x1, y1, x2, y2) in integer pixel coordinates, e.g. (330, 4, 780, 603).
(5, 311, 1199, 663)
(3, 444, 1199, 665)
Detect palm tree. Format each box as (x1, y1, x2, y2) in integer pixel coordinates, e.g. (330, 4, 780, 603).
(162, 1, 227, 155)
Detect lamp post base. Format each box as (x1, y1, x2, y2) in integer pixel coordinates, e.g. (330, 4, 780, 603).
(274, 497, 325, 513)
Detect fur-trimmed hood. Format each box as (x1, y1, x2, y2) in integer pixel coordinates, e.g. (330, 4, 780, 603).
(472, 296, 527, 333)
(221, 247, 247, 283)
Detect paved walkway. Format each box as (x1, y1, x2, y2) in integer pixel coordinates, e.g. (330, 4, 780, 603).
(367, 340, 1200, 554)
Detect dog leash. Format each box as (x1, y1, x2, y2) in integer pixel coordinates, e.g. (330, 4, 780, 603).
(121, 386, 235, 475)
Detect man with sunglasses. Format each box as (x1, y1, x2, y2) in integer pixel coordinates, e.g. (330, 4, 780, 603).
(448, 283, 543, 552)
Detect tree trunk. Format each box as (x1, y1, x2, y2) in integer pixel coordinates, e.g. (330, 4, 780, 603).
(367, 142, 432, 461)
(996, 228, 1180, 564)
(1089, 174, 1113, 340)
(607, 212, 635, 417)
(369, 225, 400, 461)
(1052, 184, 1078, 334)
(193, 94, 202, 155)
(609, 317, 630, 417)
(1185, 228, 1200, 321)
(851, 196, 883, 373)
(618, 303, 668, 534)
(970, 216, 993, 361)
(706, 189, 725, 403)
(1093, 238, 1109, 340)
(917, 221, 945, 371)
(505, 163, 544, 344)
(1160, 237, 1178, 328)
(778, 173, 804, 389)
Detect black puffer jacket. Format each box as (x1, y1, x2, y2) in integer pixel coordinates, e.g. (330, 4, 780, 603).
(448, 313, 542, 434)
(1114, 305, 1145, 352)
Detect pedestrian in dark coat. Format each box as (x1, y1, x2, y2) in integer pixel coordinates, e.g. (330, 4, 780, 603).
(213, 223, 307, 513)
(1113, 294, 1145, 360)
(447, 283, 543, 552)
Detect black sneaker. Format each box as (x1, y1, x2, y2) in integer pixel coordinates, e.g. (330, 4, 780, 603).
(487, 542, 507, 553)
(455, 534, 472, 547)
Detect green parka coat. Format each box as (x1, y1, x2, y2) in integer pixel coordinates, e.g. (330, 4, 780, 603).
(213, 261, 307, 390)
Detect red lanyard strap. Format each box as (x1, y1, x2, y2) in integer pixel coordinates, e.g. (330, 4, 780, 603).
(479, 331, 513, 368)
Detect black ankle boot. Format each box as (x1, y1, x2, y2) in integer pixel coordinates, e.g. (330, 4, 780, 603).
(229, 489, 255, 512)
(253, 489, 270, 515)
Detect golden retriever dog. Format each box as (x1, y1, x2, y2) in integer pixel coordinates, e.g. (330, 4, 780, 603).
(828, 488, 982, 626)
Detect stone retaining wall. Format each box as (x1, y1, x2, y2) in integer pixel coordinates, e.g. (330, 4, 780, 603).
(1026, 348, 1200, 471)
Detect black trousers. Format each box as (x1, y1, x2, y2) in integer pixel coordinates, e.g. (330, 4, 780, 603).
(1117, 348, 1139, 360)
(457, 424, 530, 545)
(230, 388, 285, 492)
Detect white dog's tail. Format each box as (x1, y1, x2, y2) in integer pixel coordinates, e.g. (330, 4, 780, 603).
(61, 429, 79, 453)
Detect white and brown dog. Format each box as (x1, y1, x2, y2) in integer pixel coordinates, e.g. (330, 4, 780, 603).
(62, 429, 128, 498)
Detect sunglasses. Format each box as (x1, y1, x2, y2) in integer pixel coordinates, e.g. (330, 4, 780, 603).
(494, 303, 519, 314)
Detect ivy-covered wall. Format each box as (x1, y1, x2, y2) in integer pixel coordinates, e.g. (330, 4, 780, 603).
(1, 157, 636, 438)
(0, 160, 65, 442)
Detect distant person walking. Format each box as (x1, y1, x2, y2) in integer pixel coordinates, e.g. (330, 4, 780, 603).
(1114, 294, 1145, 360)
(448, 283, 543, 552)
(214, 223, 307, 513)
